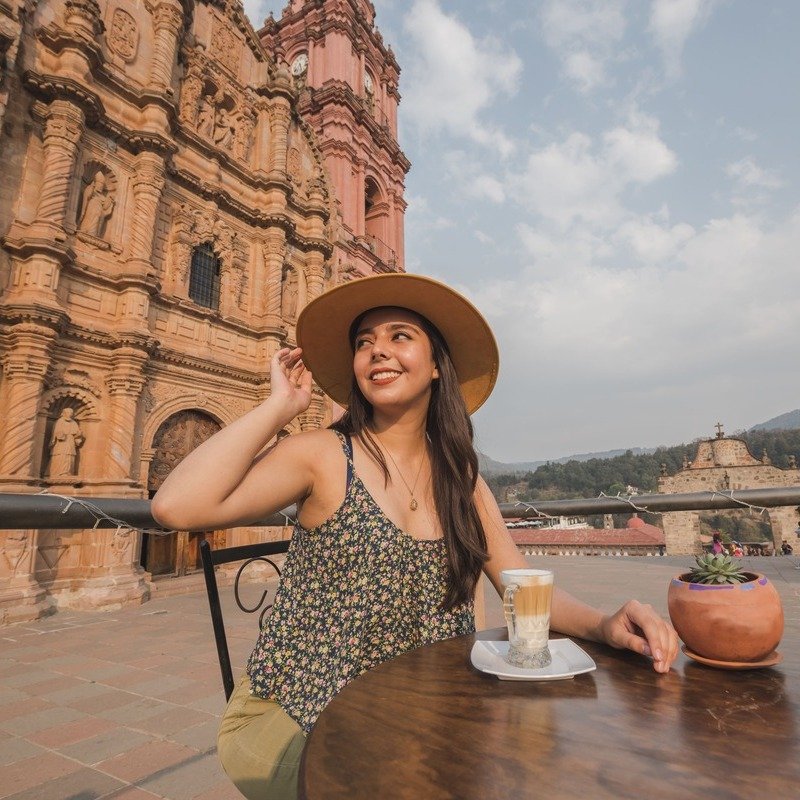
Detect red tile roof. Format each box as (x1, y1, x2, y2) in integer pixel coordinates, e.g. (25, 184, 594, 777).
(509, 518, 664, 547)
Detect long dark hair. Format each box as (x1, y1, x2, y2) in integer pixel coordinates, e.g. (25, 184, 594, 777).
(330, 309, 488, 610)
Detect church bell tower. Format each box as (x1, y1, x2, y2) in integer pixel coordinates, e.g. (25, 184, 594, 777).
(259, 0, 409, 278)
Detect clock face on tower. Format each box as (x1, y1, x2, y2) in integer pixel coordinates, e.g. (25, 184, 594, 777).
(364, 71, 374, 94)
(291, 53, 308, 76)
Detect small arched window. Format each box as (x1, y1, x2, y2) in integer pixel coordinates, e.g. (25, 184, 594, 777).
(189, 242, 221, 310)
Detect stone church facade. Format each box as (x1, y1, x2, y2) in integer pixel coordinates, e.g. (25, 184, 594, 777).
(0, 0, 408, 623)
(658, 428, 800, 555)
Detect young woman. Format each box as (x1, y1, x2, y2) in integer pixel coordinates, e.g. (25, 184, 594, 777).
(152, 274, 679, 800)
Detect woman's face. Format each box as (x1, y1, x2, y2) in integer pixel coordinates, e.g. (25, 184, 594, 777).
(352, 307, 439, 412)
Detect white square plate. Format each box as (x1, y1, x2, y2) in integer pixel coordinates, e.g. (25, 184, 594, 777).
(470, 639, 597, 681)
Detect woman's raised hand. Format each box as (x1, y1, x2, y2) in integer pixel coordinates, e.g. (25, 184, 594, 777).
(270, 347, 313, 420)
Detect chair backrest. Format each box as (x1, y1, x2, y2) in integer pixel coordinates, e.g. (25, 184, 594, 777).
(200, 539, 290, 701)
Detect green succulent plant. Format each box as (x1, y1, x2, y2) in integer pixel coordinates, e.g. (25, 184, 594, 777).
(687, 553, 748, 585)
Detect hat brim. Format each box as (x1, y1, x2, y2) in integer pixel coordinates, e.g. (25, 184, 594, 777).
(295, 274, 499, 414)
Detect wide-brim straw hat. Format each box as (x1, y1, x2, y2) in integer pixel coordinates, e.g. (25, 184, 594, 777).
(295, 273, 499, 414)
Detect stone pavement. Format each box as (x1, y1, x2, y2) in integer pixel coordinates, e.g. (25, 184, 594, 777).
(1, 555, 798, 800)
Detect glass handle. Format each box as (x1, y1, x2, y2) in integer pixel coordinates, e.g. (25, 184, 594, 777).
(503, 583, 518, 643)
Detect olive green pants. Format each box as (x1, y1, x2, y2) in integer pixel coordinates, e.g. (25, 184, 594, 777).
(217, 675, 306, 800)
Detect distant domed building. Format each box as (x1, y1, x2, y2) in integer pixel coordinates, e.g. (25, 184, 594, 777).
(0, 0, 408, 622)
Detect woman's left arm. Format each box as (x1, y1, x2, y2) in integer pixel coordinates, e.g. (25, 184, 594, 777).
(474, 477, 679, 673)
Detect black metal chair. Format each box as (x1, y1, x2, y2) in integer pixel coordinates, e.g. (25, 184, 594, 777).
(199, 538, 290, 701)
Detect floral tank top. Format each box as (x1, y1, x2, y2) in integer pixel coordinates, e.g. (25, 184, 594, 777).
(246, 432, 475, 733)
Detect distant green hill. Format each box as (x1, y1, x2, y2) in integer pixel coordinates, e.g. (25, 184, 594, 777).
(478, 446, 654, 476)
(750, 409, 800, 431)
(484, 428, 800, 503)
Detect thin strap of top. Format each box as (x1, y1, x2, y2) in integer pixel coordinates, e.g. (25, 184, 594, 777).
(340, 432, 354, 492)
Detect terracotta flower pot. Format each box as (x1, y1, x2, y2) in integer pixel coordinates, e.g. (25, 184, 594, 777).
(667, 572, 784, 663)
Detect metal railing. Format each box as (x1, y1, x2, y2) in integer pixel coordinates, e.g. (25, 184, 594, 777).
(0, 487, 799, 530)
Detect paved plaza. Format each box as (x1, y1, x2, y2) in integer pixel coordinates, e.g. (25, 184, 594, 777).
(1, 555, 798, 800)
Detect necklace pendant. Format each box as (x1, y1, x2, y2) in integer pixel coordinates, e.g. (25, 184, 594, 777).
(410, 498, 418, 511)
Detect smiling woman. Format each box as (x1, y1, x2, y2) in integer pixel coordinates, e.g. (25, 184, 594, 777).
(151, 273, 679, 800)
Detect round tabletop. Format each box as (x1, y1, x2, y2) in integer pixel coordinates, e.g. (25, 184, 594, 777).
(299, 628, 798, 799)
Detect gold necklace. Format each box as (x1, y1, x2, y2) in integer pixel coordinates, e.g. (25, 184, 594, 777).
(374, 434, 426, 511)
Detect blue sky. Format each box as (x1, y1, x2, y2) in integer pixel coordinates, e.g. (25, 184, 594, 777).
(243, 0, 800, 463)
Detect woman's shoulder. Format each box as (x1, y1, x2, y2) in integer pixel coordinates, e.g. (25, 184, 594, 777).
(269, 428, 346, 466)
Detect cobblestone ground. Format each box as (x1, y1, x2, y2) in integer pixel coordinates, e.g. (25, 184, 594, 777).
(1, 555, 798, 799)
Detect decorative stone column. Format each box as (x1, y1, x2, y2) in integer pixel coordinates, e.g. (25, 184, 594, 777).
(50, 343, 153, 612)
(34, 100, 85, 236)
(263, 227, 287, 324)
(146, 0, 183, 93)
(126, 151, 166, 269)
(252, 100, 272, 174)
(0, 322, 58, 480)
(268, 101, 291, 176)
(104, 346, 149, 481)
(0, 320, 58, 622)
(305, 250, 326, 302)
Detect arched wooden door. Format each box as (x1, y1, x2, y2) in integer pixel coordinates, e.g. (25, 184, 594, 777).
(144, 410, 224, 576)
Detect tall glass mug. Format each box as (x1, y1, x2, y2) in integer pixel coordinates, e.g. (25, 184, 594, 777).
(502, 569, 554, 668)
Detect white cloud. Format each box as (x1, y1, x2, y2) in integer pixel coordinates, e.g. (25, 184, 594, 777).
(469, 209, 800, 450)
(733, 126, 758, 143)
(509, 113, 677, 230)
(404, 193, 454, 232)
(474, 230, 494, 245)
(726, 157, 784, 191)
(443, 151, 507, 204)
(540, 0, 627, 92)
(648, 0, 718, 78)
(402, 0, 521, 155)
(471, 175, 506, 204)
(614, 217, 695, 262)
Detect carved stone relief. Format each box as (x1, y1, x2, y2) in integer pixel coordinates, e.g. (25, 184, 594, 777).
(1, 531, 29, 574)
(107, 7, 139, 62)
(110, 528, 132, 564)
(233, 108, 256, 162)
(44, 368, 102, 398)
(287, 147, 301, 180)
(179, 72, 203, 127)
(178, 45, 256, 164)
(211, 15, 241, 76)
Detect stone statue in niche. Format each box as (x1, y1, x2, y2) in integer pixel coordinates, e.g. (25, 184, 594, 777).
(78, 171, 115, 238)
(214, 106, 235, 150)
(47, 408, 84, 478)
(197, 94, 215, 137)
(281, 266, 298, 320)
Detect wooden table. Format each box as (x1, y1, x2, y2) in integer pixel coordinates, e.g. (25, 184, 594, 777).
(299, 628, 798, 799)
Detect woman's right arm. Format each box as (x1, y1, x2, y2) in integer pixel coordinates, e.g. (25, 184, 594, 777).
(151, 347, 315, 531)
